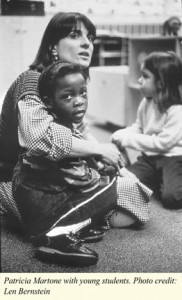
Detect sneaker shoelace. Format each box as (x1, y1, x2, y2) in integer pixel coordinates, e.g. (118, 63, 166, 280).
(68, 233, 82, 246)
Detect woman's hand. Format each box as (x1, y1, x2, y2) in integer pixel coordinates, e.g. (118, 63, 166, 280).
(70, 138, 125, 170)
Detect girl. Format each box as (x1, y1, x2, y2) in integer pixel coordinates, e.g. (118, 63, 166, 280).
(112, 51, 182, 209)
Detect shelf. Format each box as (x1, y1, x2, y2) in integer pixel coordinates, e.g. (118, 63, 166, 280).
(91, 32, 128, 67)
(99, 51, 123, 58)
(128, 35, 182, 41)
(128, 36, 182, 86)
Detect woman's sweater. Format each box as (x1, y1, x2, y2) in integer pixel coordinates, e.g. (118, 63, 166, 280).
(0, 69, 72, 179)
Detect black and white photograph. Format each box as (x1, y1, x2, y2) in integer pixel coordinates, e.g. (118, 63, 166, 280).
(0, 1, 182, 296)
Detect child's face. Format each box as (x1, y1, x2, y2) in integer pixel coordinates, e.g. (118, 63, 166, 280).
(51, 73, 88, 125)
(138, 63, 157, 99)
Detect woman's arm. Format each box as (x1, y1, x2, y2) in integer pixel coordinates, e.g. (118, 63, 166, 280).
(18, 96, 72, 159)
(18, 96, 122, 168)
(71, 137, 122, 169)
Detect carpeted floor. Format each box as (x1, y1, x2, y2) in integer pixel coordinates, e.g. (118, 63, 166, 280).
(1, 195, 182, 273)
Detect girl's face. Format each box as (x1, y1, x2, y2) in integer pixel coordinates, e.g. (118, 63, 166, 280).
(51, 73, 88, 125)
(55, 22, 94, 68)
(138, 63, 157, 99)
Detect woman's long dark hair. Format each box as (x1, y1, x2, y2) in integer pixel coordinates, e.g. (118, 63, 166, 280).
(143, 51, 182, 112)
(29, 12, 96, 72)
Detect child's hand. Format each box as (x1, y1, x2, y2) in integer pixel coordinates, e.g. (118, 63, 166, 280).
(91, 159, 116, 174)
(94, 159, 117, 175)
(111, 129, 125, 143)
(119, 167, 138, 181)
(111, 129, 127, 151)
(95, 161, 105, 170)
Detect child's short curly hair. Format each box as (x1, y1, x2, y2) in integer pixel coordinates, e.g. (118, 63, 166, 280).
(38, 61, 87, 100)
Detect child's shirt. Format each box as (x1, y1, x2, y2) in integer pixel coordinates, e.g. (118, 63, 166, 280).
(113, 97, 182, 156)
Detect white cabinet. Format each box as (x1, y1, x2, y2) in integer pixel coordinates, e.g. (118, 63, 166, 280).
(0, 16, 48, 95)
(87, 66, 129, 127)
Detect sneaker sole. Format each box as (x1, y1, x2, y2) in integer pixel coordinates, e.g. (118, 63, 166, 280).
(34, 246, 98, 266)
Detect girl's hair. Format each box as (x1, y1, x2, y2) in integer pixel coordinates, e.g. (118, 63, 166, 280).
(30, 12, 96, 72)
(143, 51, 182, 111)
(39, 61, 86, 100)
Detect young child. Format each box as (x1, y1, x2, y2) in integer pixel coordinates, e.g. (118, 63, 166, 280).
(12, 62, 117, 266)
(112, 51, 182, 209)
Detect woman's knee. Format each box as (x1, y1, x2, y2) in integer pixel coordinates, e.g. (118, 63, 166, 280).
(161, 188, 182, 209)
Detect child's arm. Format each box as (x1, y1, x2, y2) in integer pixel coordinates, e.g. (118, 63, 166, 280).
(112, 105, 182, 154)
(111, 99, 145, 146)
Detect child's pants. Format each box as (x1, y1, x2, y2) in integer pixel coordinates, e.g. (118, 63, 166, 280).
(1, 176, 151, 233)
(128, 154, 182, 209)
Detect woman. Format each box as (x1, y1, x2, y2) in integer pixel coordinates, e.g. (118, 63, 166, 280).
(0, 12, 120, 213)
(0, 12, 151, 266)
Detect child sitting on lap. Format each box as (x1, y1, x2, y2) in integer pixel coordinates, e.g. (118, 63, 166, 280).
(12, 61, 151, 266)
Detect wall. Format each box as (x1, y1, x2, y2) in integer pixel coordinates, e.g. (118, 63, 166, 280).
(44, 0, 182, 24)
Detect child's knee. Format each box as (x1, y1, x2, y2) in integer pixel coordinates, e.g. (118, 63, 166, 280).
(161, 188, 182, 209)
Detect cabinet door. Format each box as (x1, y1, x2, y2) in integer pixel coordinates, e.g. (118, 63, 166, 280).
(20, 17, 46, 71)
(0, 16, 47, 95)
(0, 17, 23, 93)
(87, 66, 129, 127)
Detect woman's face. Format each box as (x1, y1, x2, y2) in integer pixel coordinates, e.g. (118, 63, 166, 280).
(55, 22, 94, 68)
